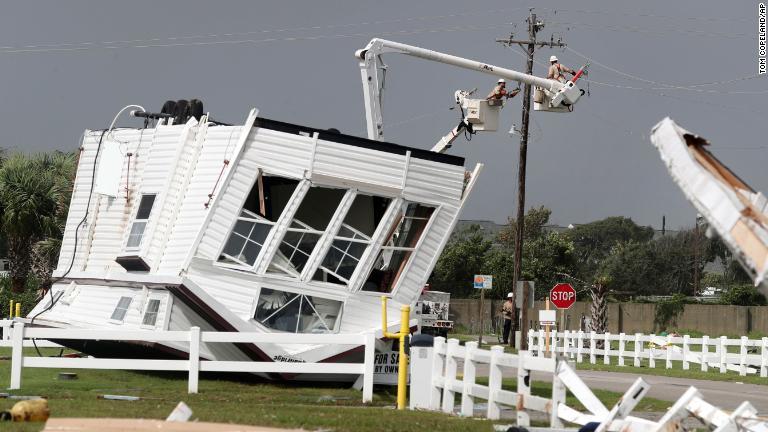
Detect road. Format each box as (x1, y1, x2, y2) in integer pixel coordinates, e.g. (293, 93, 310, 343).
(463, 361, 768, 413)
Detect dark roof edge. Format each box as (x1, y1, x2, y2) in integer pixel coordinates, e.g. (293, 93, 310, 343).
(252, 117, 466, 167)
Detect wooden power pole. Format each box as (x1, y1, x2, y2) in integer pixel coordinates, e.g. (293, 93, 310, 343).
(496, 10, 565, 350)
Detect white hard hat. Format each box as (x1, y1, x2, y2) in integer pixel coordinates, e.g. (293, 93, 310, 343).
(550, 55, 558, 62)
(507, 292, 514, 298)
(497, 78, 506, 84)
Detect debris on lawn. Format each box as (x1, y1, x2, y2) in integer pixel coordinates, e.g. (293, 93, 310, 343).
(0, 393, 46, 400)
(0, 398, 50, 422)
(166, 401, 193, 422)
(96, 394, 162, 401)
(316, 395, 352, 403)
(58, 372, 78, 380)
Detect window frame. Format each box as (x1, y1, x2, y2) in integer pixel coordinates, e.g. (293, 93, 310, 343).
(109, 296, 134, 324)
(214, 171, 304, 272)
(357, 202, 441, 297)
(140, 297, 163, 329)
(250, 286, 345, 334)
(124, 193, 158, 252)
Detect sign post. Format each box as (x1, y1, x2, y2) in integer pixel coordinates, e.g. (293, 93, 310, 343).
(474, 275, 493, 345)
(549, 283, 576, 348)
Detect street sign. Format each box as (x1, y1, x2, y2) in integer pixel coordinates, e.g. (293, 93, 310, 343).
(538, 309, 556, 326)
(550, 283, 576, 309)
(473, 275, 493, 289)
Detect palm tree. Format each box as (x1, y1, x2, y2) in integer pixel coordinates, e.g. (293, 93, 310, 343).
(0, 153, 74, 293)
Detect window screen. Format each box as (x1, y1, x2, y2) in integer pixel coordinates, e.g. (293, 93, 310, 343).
(126, 194, 156, 249)
(110, 296, 133, 322)
(142, 299, 161, 326)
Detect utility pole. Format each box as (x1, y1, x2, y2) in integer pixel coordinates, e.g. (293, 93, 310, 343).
(496, 10, 565, 350)
(693, 215, 701, 296)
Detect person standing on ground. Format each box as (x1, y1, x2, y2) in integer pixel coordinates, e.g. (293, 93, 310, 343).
(501, 292, 515, 344)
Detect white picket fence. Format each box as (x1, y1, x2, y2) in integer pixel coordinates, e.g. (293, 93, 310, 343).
(528, 329, 768, 377)
(7, 322, 376, 401)
(0, 319, 60, 348)
(411, 337, 568, 425)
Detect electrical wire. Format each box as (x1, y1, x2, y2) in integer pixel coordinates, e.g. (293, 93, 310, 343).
(0, 6, 525, 53)
(0, 22, 513, 55)
(28, 105, 146, 356)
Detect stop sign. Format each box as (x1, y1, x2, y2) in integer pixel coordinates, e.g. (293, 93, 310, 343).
(550, 283, 576, 309)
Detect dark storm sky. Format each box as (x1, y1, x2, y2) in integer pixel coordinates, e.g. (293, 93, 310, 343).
(1, 1, 765, 229)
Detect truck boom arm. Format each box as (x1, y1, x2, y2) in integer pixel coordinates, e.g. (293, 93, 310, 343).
(356, 38, 565, 141)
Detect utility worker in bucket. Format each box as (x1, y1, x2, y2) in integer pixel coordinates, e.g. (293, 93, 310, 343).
(486, 78, 520, 101)
(501, 292, 515, 345)
(547, 55, 577, 83)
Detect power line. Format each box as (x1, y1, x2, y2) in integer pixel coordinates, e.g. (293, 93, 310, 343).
(543, 8, 752, 24)
(0, 23, 512, 55)
(548, 19, 749, 39)
(0, 6, 525, 53)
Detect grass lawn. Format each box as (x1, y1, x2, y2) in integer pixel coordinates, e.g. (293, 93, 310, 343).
(0, 347, 670, 431)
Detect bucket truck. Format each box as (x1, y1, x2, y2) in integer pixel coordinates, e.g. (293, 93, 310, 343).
(355, 38, 587, 153)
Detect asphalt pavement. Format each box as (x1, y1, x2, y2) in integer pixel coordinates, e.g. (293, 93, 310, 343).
(461, 361, 768, 413)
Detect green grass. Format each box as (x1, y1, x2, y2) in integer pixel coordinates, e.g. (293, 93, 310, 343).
(0, 345, 675, 431)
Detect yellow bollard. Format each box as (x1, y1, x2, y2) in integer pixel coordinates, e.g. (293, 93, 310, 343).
(15, 303, 21, 318)
(9, 300, 14, 319)
(381, 296, 410, 410)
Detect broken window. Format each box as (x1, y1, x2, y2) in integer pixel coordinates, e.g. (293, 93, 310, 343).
(253, 287, 342, 333)
(362, 202, 434, 293)
(267, 186, 345, 277)
(126, 194, 156, 249)
(218, 175, 299, 267)
(141, 299, 161, 327)
(313, 194, 391, 285)
(110, 296, 133, 322)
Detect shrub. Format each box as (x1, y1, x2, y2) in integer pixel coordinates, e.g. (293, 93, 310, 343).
(721, 284, 767, 306)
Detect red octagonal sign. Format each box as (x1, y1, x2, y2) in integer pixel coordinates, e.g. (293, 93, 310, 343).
(550, 283, 576, 309)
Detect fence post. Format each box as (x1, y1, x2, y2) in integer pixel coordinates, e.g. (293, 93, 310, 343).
(577, 331, 584, 363)
(10, 322, 24, 390)
(603, 332, 611, 365)
(563, 330, 570, 358)
(528, 329, 534, 352)
(537, 329, 545, 357)
(665, 334, 673, 369)
(648, 334, 656, 369)
(739, 336, 748, 377)
(701, 335, 709, 372)
(719, 336, 727, 374)
(550, 358, 566, 428)
(487, 345, 504, 420)
(441, 339, 459, 414)
(761, 337, 768, 378)
(188, 326, 200, 394)
(516, 351, 531, 427)
(633, 333, 641, 367)
(461, 341, 478, 417)
(363, 332, 375, 403)
(618, 333, 625, 367)
(589, 331, 596, 364)
(429, 337, 446, 410)
(682, 335, 690, 371)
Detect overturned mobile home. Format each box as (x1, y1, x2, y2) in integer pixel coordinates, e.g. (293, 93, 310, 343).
(26, 103, 482, 373)
(651, 118, 768, 294)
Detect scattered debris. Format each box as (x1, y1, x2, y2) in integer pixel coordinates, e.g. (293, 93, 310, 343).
(97, 394, 162, 401)
(0, 399, 50, 422)
(316, 395, 352, 403)
(0, 393, 45, 400)
(166, 402, 193, 422)
(58, 372, 78, 380)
